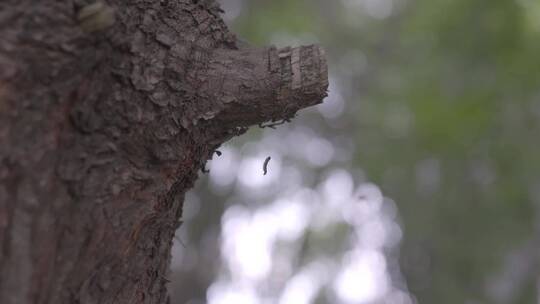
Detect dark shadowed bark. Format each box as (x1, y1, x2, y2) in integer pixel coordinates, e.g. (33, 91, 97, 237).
(0, 0, 327, 303)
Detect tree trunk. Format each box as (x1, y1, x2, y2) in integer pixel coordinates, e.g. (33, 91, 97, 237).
(0, 0, 327, 303)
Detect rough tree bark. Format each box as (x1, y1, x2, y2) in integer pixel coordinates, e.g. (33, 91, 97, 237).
(0, 0, 327, 303)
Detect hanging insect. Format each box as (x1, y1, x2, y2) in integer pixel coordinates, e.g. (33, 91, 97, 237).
(263, 156, 271, 175)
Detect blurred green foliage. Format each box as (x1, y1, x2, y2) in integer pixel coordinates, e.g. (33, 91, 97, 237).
(229, 0, 540, 303)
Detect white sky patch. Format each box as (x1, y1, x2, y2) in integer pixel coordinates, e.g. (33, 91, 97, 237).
(334, 249, 390, 303)
(322, 169, 354, 204)
(356, 217, 388, 249)
(309, 170, 356, 231)
(341, 190, 381, 226)
(221, 206, 274, 281)
(279, 272, 320, 304)
(267, 199, 311, 241)
(219, 198, 311, 283)
(207, 281, 260, 304)
(279, 259, 336, 304)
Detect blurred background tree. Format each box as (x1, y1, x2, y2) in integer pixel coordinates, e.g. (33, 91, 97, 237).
(169, 0, 540, 303)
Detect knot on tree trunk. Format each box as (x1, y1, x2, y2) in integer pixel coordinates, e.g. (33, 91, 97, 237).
(196, 44, 328, 128)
